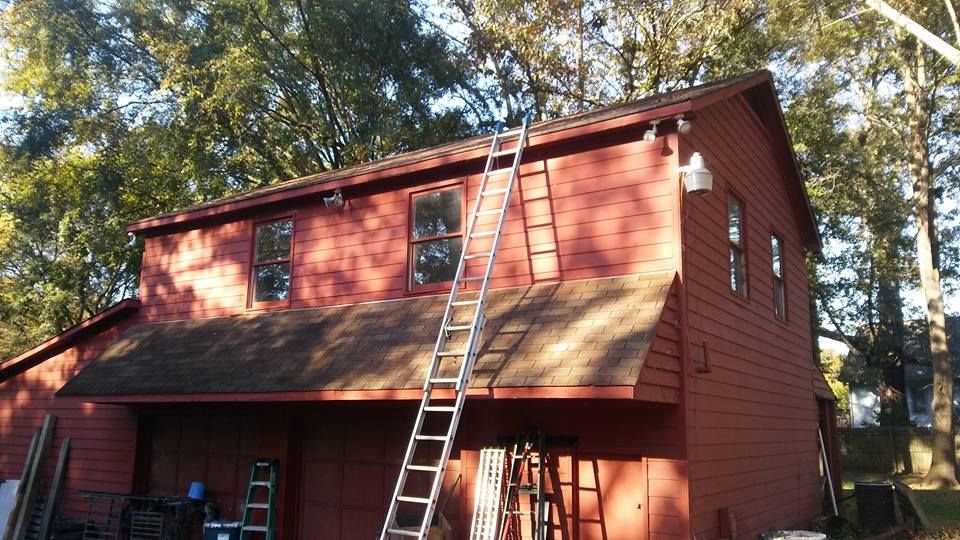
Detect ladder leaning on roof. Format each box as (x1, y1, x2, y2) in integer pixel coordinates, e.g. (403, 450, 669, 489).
(379, 115, 533, 540)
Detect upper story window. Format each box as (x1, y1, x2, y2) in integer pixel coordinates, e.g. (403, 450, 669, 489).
(728, 194, 747, 296)
(410, 187, 463, 288)
(771, 234, 786, 319)
(250, 218, 293, 306)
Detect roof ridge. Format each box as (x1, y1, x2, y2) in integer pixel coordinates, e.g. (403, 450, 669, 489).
(128, 71, 770, 233)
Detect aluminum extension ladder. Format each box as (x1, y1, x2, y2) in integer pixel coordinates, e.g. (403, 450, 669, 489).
(380, 115, 533, 539)
(468, 448, 508, 540)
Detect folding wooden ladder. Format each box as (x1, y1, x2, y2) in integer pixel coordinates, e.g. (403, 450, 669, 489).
(240, 459, 278, 540)
(380, 115, 533, 540)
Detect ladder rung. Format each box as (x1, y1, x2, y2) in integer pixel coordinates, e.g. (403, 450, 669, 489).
(407, 465, 442, 472)
(470, 230, 497, 238)
(486, 166, 513, 175)
(250, 481, 272, 487)
(429, 377, 460, 384)
(491, 149, 515, 158)
(246, 503, 270, 509)
(475, 209, 502, 217)
(459, 275, 484, 282)
(386, 529, 421, 537)
(482, 188, 509, 197)
(437, 350, 466, 357)
(397, 496, 432, 504)
(424, 406, 456, 412)
(451, 300, 479, 306)
(464, 252, 492, 260)
(243, 526, 268, 532)
(415, 435, 448, 442)
(445, 324, 472, 331)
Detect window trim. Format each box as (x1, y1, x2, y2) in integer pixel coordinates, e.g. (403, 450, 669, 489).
(727, 192, 748, 298)
(247, 215, 295, 310)
(406, 181, 466, 294)
(771, 232, 787, 321)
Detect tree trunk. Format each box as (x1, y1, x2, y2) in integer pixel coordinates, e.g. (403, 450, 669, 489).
(902, 38, 959, 488)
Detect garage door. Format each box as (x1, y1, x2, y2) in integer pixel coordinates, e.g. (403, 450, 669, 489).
(145, 414, 257, 521)
(298, 409, 464, 539)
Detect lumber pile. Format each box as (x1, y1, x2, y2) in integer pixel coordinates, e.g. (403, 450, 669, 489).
(0, 415, 70, 540)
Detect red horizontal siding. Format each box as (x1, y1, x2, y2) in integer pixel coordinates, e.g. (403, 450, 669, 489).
(0, 323, 138, 517)
(138, 137, 677, 322)
(681, 96, 820, 540)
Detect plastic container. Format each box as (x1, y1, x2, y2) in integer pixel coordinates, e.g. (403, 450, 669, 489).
(187, 481, 206, 500)
(203, 521, 242, 540)
(855, 481, 896, 527)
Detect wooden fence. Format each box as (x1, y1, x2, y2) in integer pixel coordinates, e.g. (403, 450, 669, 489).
(840, 427, 960, 473)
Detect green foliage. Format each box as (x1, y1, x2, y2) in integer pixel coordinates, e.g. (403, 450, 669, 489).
(0, 0, 475, 359)
(820, 350, 850, 411)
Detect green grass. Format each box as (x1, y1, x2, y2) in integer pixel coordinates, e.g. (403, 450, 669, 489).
(842, 472, 960, 536)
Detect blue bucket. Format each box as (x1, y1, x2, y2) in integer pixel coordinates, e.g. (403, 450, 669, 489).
(187, 481, 206, 500)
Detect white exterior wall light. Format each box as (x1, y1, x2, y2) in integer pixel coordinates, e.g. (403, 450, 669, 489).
(643, 120, 660, 143)
(681, 152, 713, 195)
(676, 115, 692, 134)
(324, 188, 345, 208)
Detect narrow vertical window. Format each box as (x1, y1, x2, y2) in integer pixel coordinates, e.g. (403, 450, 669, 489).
(728, 194, 747, 296)
(772, 234, 786, 319)
(250, 218, 293, 306)
(410, 187, 463, 288)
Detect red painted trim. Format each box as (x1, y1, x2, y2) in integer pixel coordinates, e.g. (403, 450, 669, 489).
(0, 299, 141, 382)
(62, 384, 637, 404)
(687, 72, 771, 111)
(126, 102, 694, 235)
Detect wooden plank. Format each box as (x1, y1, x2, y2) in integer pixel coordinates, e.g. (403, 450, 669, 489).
(892, 480, 931, 530)
(36, 438, 69, 540)
(9, 415, 55, 540)
(1, 430, 39, 540)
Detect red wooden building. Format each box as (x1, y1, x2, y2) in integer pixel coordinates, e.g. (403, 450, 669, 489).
(0, 71, 839, 539)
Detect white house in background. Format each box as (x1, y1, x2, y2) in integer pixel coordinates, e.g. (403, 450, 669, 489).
(849, 385, 881, 427)
(845, 317, 960, 428)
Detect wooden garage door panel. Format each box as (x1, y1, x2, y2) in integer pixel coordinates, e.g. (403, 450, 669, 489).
(302, 419, 344, 460)
(577, 457, 646, 540)
(342, 464, 383, 507)
(207, 455, 241, 518)
(344, 423, 384, 463)
(300, 507, 339, 539)
(303, 461, 342, 506)
(175, 453, 207, 495)
(342, 509, 381, 539)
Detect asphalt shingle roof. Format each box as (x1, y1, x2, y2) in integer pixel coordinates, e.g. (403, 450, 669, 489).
(58, 273, 673, 397)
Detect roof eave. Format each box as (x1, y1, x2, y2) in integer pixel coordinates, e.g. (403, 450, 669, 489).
(58, 385, 638, 403)
(0, 299, 141, 383)
(126, 101, 696, 235)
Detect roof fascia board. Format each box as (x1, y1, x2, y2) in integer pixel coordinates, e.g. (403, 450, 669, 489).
(127, 102, 693, 235)
(0, 299, 141, 383)
(60, 384, 638, 403)
(693, 73, 822, 252)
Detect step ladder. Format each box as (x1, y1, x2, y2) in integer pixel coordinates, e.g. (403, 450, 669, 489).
(380, 115, 533, 540)
(468, 448, 508, 540)
(240, 459, 278, 540)
(499, 433, 547, 540)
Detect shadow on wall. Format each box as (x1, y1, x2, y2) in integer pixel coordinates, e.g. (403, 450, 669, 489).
(0, 321, 141, 518)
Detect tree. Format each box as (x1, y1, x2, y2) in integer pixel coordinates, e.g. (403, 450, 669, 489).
(0, 0, 475, 359)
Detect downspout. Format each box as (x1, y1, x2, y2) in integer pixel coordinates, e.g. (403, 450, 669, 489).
(673, 134, 696, 540)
